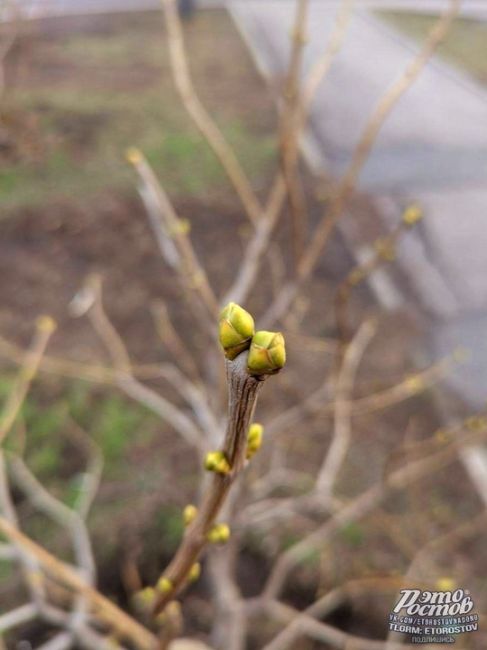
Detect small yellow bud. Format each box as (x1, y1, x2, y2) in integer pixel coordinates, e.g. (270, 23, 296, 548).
(133, 586, 156, 611)
(168, 218, 191, 236)
(188, 562, 201, 582)
(402, 204, 423, 226)
(404, 375, 425, 394)
(219, 302, 255, 360)
(435, 428, 451, 444)
(126, 147, 142, 165)
(183, 504, 198, 526)
(204, 451, 231, 475)
(207, 523, 231, 544)
(374, 238, 396, 262)
(348, 268, 366, 286)
(156, 576, 173, 595)
(246, 423, 264, 459)
(155, 600, 181, 627)
(436, 577, 456, 591)
(247, 331, 286, 376)
(36, 315, 57, 333)
(464, 416, 487, 432)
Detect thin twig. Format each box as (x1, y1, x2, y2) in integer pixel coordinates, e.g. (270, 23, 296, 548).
(161, 0, 262, 225)
(0, 316, 55, 445)
(128, 150, 219, 334)
(279, 0, 310, 266)
(315, 319, 376, 495)
(0, 516, 159, 650)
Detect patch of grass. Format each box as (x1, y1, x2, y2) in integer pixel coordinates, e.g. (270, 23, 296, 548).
(0, 376, 158, 485)
(339, 522, 365, 548)
(377, 12, 487, 83)
(154, 505, 185, 552)
(0, 12, 275, 212)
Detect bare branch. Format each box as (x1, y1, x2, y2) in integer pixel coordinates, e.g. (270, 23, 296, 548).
(0, 516, 159, 650)
(0, 603, 37, 634)
(152, 351, 268, 614)
(128, 149, 219, 333)
(0, 316, 56, 445)
(161, 0, 263, 225)
(315, 319, 376, 495)
(279, 0, 310, 266)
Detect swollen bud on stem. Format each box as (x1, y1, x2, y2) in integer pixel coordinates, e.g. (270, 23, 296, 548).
(204, 451, 231, 475)
(402, 204, 423, 226)
(219, 302, 255, 360)
(247, 331, 286, 376)
(246, 423, 263, 459)
(207, 523, 230, 544)
(156, 577, 173, 595)
(182, 504, 198, 526)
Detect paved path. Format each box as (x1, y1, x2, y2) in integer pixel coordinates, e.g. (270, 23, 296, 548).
(229, 0, 487, 507)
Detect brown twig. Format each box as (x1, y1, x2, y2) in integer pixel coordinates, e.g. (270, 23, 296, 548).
(315, 319, 376, 495)
(128, 150, 219, 334)
(0, 516, 159, 650)
(279, 0, 309, 267)
(152, 352, 268, 614)
(161, 0, 262, 226)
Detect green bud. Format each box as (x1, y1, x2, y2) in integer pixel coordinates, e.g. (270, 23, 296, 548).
(132, 586, 155, 611)
(247, 331, 286, 376)
(183, 504, 198, 526)
(246, 423, 264, 459)
(156, 576, 173, 595)
(207, 523, 230, 544)
(204, 451, 231, 475)
(188, 562, 201, 582)
(219, 302, 255, 360)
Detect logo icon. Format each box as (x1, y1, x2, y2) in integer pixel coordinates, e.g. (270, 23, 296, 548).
(388, 588, 479, 644)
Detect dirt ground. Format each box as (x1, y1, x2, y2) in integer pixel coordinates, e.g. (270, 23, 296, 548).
(0, 9, 485, 650)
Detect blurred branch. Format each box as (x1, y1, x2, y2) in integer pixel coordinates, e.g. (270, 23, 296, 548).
(223, 0, 354, 308)
(334, 206, 422, 343)
(0, 0, 21, 99)
(84, 275, 206, 451)
(258, 576, 422, 650)
(9, 455, 96, 583)
(265, 354, 454, 441)
(161, 0, 262, 225)
(263, 419, 487, 600)
(0, 603, 37, 634)
(315, 319, 376, 495)
(66, 418, 104, 519)
(0, 515, 159, 650)
(279, 0, 309, 266)
(152, 300, 202, 383)
(262, 0, 461, 327)
(0, 316, 55, 445)
(127, 149, 219, 336)
(264, 599, 417, 650)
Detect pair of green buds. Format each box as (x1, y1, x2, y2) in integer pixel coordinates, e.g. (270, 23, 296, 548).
(219, 302, 286, 375)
